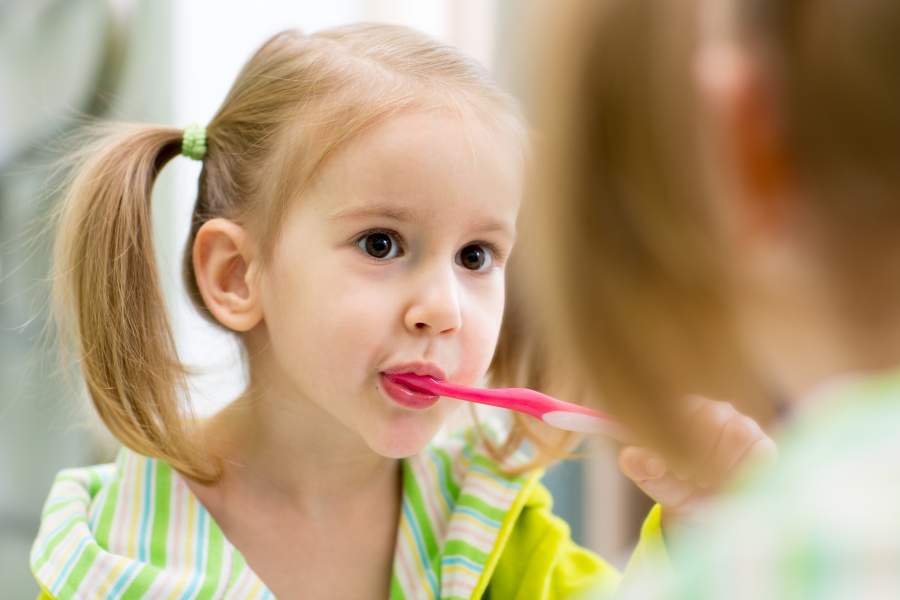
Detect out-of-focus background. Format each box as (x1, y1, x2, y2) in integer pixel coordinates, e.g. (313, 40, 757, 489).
(0, 1, 649, 595)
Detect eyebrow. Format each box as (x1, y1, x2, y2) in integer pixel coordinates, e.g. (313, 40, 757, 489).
(328, 204, 417, 223)
(329, 203, 516, 239)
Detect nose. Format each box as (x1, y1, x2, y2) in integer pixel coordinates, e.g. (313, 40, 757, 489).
(404, 263, 462, 336)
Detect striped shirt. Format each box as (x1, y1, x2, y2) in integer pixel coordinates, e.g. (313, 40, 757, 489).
(31, 427, 534, 600)
(620, 367, 900, 600)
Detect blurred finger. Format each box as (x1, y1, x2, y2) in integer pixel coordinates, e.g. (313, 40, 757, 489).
(700, 414, 766, 488)
(631, 473, 695, 511)
(743, 435, 778, 471)
(618, 446, 668, 482)
(673, 397, 736, 479)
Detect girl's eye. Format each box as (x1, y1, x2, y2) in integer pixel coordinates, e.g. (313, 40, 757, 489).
(457, 244, 493, 272)
(356, 231, 401, 260)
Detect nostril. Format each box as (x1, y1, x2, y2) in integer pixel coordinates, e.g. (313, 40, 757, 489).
(415, 322, 427, 329)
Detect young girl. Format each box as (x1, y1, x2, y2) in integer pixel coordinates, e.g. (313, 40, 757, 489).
(532, 0, 900, 597)
(31, 23, 770, 600)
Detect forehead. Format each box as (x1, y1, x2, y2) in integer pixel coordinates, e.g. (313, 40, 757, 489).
(305, 109, 523, 230)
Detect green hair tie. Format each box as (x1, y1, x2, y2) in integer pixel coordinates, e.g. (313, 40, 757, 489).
(181, 123, 207, 161)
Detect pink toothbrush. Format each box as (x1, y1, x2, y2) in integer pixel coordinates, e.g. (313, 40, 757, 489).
(385, 373, 630, 440)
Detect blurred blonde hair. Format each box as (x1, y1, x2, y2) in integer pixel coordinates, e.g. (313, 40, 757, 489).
(525, 0, 764, 456)
(51, 24, 526, 482)
(529, 0, 900, 454)
(722, 0, 900, 315)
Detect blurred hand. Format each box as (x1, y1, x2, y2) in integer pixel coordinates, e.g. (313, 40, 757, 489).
(618, 396, 777, 527)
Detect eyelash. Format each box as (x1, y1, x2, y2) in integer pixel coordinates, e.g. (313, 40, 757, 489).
(354, 228, 405, 259)
(352, 229, 506, 270)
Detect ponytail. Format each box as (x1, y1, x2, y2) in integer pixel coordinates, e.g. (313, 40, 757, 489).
(52, 123, 219, 482)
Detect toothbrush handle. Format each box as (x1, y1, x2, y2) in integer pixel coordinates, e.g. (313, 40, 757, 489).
(425, 378, 616, 422)
(387, 374, 630, 440)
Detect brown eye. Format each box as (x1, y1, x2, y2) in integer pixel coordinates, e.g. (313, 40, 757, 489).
(357, 232, 400, 260)
(457, 244, 493, 271)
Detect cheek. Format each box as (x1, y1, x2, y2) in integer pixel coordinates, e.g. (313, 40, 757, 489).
(456, 283, 506, 384)
(256, 266, 323, 385)
(316, 279, 395, 367)
(262, 259, 393, 373)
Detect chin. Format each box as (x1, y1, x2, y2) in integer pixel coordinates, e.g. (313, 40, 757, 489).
(365, 415, 443, 459)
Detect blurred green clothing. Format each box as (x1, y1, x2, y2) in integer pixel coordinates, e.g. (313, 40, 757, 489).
(621, 367, 900, 600)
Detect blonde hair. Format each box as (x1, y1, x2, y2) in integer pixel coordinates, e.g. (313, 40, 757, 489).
(486, 257, 586, 473)
(52, 24, 526, 482)
(530, 0, 900, 453)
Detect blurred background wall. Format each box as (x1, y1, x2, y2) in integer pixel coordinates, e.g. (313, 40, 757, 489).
(0, 1, 648, 594)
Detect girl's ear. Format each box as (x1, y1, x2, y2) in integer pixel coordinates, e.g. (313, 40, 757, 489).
(695, 44, 793, 235)
(192, 218, 263, 332)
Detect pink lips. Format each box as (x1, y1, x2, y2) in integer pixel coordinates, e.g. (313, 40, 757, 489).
(380, 364, 446, 410)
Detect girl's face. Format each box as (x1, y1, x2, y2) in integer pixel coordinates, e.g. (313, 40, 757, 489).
(256, 110, 522, 458)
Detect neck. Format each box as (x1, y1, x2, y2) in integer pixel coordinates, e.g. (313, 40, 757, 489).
(200, 339, 399, 516)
